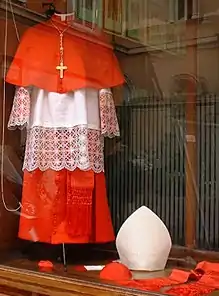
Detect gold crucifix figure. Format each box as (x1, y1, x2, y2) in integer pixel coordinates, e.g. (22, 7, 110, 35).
(56, 62, 68, 79)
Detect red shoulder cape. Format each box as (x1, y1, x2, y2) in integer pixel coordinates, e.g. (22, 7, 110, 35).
(6, 19, 124, 93)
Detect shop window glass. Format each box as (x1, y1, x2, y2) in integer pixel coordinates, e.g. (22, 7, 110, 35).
(1, 0, 219, 295)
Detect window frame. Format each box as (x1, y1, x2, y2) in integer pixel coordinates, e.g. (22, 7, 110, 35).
(169, 0, 199, 22)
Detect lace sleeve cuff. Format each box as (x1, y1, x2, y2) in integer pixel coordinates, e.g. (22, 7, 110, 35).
(8, 87, 31, 130)
(99, 89, 120, 138)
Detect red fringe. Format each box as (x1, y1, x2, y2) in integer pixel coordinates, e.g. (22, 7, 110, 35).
(65, 169, 94, 238)
(118, 278, 176, 292)
(66, 187, 93, 237)
(166, 283, 215, 296)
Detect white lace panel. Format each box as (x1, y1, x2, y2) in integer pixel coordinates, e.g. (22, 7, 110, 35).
(23, 125, 105, 173)
(99, 89, 120, 138)
(8, 87, 30, 129)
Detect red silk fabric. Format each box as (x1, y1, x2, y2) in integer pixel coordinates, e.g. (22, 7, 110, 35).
(104, 261, 219, 295)
(19, 169, 115, 244)
(6, 17, 124, 93)
(167, 261, 219, 295)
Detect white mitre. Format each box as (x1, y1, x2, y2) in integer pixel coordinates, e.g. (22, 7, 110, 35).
(116, 206, 172, 271)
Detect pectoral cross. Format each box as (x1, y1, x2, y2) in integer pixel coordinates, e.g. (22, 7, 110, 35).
(56, 62, 67, 79)
(55, 31, 68, 79)
(50, 20, 70, 80)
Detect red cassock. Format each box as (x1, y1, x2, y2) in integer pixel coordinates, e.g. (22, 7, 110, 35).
(6, 15, 124, 244)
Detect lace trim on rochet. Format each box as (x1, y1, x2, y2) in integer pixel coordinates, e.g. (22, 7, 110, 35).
(23, 126, 105, 173)
(99, 89, 120, 138)
(8, 87, 120, 138)
(8, 87, 30, 130)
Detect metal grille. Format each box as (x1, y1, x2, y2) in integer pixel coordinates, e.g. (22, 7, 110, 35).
(196, 95, 219, 250)
(105, 95, 219, 250)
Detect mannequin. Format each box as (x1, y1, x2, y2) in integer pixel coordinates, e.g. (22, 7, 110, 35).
(6, 12, 124, 246)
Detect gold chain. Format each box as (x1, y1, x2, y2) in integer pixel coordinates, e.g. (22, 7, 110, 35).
(50, 20, 70, 79)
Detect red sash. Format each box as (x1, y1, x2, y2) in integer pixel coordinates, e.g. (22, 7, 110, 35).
(116, 261, 219, 295)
